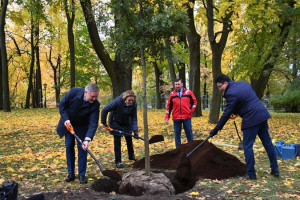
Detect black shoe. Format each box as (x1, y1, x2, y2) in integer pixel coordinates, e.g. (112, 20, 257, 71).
(270, 170, 280, 177)
(244, 173, 257, 180)
(116, 162, 124, 168)
(79, 176, 87, 184)
(129, 156, 138, 162)
(65, 173, 75, 182)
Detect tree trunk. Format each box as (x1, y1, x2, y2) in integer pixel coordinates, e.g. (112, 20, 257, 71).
(64, 0, 76, 88)
(25, 16, 35, 109)
(35, 24, 42, 108)
(153, 61, 162, 109)
(138, 0, 150, 176)
(80, 0, 132, 98)
(0, 0, 10, 112)
(164, 37, 176, 89)
(47, 46, 61, 107)
(0, 49, 3, 110)
(206, 0, 233, 123)
(186, 0, 202, 117)
(178, 35, 187, 86)
(251, 15, 292, 99)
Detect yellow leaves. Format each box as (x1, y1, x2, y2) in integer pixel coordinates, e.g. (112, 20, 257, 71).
(284, 181, 293, 187)
(49, 163, 57, 170)
(52, 179, 60, 183)
(0, 178, 5, 184)
(226, 189, 233, 194)
(189, 191, 199, 196)
(287, 166, 296, 172)
(282, 193, 300, 198)
(6, 167, 15, 172)
(212, 179, 223, 184)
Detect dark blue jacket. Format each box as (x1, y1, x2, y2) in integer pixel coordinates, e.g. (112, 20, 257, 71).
(215, 80, 271, 131)
(101, 93, 138, 136)
(56, 88, 100, 140)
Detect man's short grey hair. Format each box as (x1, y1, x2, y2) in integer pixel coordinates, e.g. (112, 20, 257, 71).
(85, 83, 99, 93)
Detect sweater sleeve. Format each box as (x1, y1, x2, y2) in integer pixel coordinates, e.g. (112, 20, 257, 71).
(215, 94, 238, 131)
(101, 98, 118, 125)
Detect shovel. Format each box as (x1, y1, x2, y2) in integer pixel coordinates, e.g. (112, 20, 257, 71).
(231, 116, 243, 151)
(103, 125, 164, 144)
(65, 123, 122, 181)
(177, 134, 212, 173)
(186, 134, 212, 157)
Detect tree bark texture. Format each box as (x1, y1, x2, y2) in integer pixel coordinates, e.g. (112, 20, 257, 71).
(64, 0, 76, 88)
(80, 0, 132, 98)
(0, 0, 10, 111)
(35, 24, 42, 108)
(206, 0, 233, 123)
(251, 8, 293, 99)
(186, 0, 202, 117)
(25, 16, 35, 109)
(153, 61, 162, 109)
(0, 49, 3, 110)
(164, 37, 176, 89)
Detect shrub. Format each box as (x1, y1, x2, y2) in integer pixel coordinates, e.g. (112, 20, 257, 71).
(270, 90, 300, 112)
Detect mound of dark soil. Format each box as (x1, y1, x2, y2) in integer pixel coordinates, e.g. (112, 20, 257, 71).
(133, 140, 246, 180)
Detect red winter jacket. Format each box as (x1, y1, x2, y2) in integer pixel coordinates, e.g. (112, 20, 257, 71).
(165, 88, 197, 120)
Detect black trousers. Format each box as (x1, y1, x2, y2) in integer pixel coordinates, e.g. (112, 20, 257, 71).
(113, 135, 135, 164)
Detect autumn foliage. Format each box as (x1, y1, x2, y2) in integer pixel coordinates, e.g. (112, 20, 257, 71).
(0, 108, 299, 199)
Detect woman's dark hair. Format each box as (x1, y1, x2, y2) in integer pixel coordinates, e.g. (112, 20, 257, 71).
(215, 74, 231, 84)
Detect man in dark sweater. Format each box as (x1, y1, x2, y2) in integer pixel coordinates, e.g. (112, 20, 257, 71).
(210, 74, 279, 180)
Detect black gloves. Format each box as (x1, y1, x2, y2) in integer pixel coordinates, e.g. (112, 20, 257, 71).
(133, 131, 139, 139)
(210, 128, 218, 137)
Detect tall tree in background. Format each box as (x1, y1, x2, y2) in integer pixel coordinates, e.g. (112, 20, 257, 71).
(64, 0, 75, 88)
(0, 50, 3, 110)
(203, 0, 234, 123)
(80, 0, 132, 98)
(34, 7, 42, 108)
(185, 0, 202, 117)
(0, 0, 10, 112)
(25, 6, 36, 108)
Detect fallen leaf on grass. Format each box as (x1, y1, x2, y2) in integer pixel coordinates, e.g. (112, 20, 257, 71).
(52, 179, 60, 183)
(226, 190, 233, 194)
(6, 167, 14, 172)
(189, 192, 199, 196)
(284, 181, 293, 186)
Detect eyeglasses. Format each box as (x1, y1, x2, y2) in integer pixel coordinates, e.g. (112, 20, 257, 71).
(217, 84, 224, 89)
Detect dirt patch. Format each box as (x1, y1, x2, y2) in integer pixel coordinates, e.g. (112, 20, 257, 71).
(133, 139, 246, 180)
(22, 140, 244, 199)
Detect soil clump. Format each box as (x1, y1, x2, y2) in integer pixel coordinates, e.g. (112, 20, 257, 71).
(133, 139, 246, 180)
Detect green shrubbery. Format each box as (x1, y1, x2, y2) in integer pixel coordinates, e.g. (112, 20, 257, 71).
(270, 79, 300, 112)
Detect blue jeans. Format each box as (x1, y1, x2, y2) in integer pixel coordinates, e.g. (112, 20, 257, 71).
(243, 120, 278, 176)
(65, 132, 88, 176)
(173, 118, 193, 147)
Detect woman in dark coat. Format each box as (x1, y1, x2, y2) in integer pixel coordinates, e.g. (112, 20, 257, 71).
(101, 90, 138, 168)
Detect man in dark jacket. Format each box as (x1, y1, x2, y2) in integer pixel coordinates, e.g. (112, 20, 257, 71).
(165, 78, 197, 147)
(101, 90, 138, 168)
(57, 83, 100, 184)
(210, 74, 279, 179)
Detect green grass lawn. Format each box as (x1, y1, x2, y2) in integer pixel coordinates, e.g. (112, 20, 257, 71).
(0, 108, 299, 199)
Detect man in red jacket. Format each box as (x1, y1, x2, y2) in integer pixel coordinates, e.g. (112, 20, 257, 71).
(165, 78, 197, 147)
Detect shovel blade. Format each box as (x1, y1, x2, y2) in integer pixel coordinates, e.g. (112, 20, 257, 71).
(102, 170, 122, 181)
(149, 135, 164, 144)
